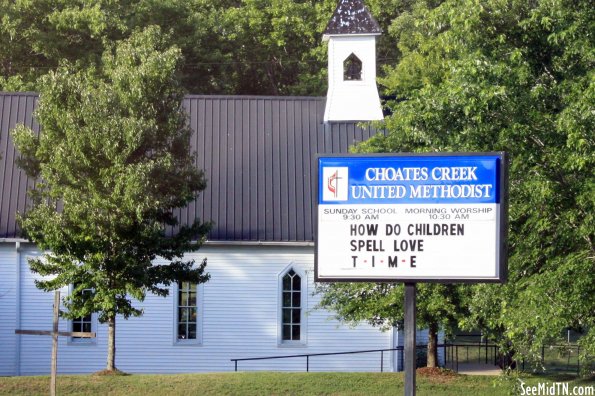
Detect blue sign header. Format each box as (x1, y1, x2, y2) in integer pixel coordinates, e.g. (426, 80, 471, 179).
(318, 154, 502, 205)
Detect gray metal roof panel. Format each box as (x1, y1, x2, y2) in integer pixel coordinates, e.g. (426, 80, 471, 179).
(0, 93, 382, 242)
(1, 93, 39, 239)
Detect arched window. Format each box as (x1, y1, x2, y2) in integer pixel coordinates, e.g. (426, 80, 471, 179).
(343, 53, 362, 81)
(281, 269, 302, 341)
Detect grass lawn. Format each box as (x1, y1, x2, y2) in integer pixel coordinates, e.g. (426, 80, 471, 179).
(0, 371, 593, 395)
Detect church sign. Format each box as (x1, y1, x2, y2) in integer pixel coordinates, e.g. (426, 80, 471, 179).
(315, 153, 508, 283)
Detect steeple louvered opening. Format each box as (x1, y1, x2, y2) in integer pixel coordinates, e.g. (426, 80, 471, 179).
(343, 53, 362, 81)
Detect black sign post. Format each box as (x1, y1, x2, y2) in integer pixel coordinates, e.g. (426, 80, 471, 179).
(404, 283, 416, 396)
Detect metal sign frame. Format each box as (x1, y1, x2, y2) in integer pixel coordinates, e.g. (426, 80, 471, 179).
(314, 152, 509, 284)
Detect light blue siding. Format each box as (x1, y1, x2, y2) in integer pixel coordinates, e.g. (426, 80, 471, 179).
(3, 244, 398, 374)
(0, 243, 18, 375)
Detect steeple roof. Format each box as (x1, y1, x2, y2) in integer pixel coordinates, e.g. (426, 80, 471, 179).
(323, 0, 381, 36)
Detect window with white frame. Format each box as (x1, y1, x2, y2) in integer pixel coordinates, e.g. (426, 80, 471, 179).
(70, 285, 94, 343)
(177, 282, 199, 341)
(281, 269, 302, 342)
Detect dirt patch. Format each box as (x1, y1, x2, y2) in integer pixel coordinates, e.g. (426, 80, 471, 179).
(416, 367, 459, 383)
(93, 368, 130, 376)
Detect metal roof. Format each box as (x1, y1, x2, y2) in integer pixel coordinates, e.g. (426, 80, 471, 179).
(0, 93, 382, 242)
(0, 93, 39, 240)
(323, 0, 382, 36)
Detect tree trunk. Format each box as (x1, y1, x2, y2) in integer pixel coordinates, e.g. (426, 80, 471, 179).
(107, 315, 116, 371)
(427, 324, 439, 368)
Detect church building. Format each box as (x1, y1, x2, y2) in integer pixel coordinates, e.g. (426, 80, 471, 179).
(0, 0, 440, 375)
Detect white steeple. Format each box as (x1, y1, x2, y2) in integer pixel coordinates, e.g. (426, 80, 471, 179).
(323, 0, 384, 122)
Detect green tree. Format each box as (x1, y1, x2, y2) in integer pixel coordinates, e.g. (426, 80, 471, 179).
(216, 0, 331, 95)
(0, 0, 229, 92)
(0, 0, 131, 91)
(369, 0, 593, 369)
(317, 282, 470, 367)
(216, 0, 417, 95)
(1, 0, 407, 96)
(11, 26, 211, 372)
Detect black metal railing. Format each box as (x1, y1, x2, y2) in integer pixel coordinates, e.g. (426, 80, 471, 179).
(443, 343, 500, 372)
(231, 344, 458, 372)
(232, 342, 588, 375)
(232, 347, 401, 372)
(521, 345, 586, 375)
(449, 334, 587, 375)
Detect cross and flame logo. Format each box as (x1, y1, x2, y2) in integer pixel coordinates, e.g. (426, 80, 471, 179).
(323, 167, 348, 201)
(327, 170, 342, 198)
